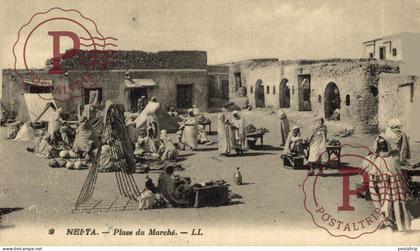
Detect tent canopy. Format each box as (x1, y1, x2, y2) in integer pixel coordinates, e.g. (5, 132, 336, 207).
(24, 79, 53, 87)
(124, 79, 156, 88)
(23, 93, 57, 122)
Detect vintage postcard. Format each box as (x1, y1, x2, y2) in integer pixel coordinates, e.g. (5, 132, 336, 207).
(0, 0, 420, 248)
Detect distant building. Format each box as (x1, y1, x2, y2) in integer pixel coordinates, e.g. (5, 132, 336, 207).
(363, 32, 420, 75)
(207, 65, 229, 103)
(2, 50, 210, 121)
(224, 58, 400, 133)
(378, 74, 420, 140)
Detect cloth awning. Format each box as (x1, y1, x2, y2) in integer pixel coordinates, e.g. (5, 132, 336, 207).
(23, 93, 57, 122)
(124, 79, 156, 88)
(24, 79, 53, 87)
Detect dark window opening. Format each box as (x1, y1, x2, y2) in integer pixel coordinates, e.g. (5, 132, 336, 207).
(255, 79, 265, 108)
(84, 88, 103, 105)
(208, 76, 216, 97)
(279, 79, 290, 108)
(379, 47, 386, 60)
(370, 86, 378, 97)
(324, 82, 341, 120)
(298, 74, 311, 111)
(392, 48, 397, 56)
(266, 85, 270, 94)
(234, 72, 242, 90)
(273, 86, 276, 94)
(318, 95, 322, 103)
(27, 84, 51, 94)
(221, 80, 229, 100)
(345, 94, 350, 106)
(250, 86, 253, 94)
(177, 84, 193, 109)
(129, 88, 148, 112)
(369, 53, 374, 58)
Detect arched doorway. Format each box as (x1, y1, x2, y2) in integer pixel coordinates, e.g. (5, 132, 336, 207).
(255, 79, 265, 107)
(324, 82, 341, 120)
(279, 78, 290, 108)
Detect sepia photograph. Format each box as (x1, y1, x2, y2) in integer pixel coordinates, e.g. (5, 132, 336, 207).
(0, 0, 420, 248)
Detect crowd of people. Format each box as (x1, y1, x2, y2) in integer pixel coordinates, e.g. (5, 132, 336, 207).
(2, 99, 414, 231)
(279, 110, 412, 232)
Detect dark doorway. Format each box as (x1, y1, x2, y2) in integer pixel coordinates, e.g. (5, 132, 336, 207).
(234, 72, 242, 91)
(379, 47, 386, 60)
(129, 88, 148, 112)
(298, 74, 311, 111)
(324, 82, 341, 120)
(84, 88, 103, 105)
(221, 80, 229, 100)
(255, 79, 265, 108)
(177, 84, 193, 108)
(27, 84, 51, 94)
(279, 78, 290, 108)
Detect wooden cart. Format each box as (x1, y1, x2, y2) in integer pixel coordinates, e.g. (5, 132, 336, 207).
(246, 130, 267, 148)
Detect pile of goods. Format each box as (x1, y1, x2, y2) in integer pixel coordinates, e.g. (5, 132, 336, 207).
(245, 124, 269, 135)
(332, 128, 354, 137)
(234, 87, 247, 97)
(135, 160, 184, 173)
(191, 180, 230, 208)
(48, 149, 87, 170)
(197, 115, 210, 124)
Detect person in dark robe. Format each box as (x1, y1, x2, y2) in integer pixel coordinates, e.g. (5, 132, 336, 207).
(360, 134, 411, 232)
(137, 96, 147, 113)
(157, 165, 193, 207)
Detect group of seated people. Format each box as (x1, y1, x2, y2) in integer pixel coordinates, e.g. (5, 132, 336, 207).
(134, 129, 179, 162)
(174, 106, 213, 151)
(138, 164, 194, 210)
(281, 111, 412, 232)
(33, 114, 98, 161)
(282, 114, 328, 176)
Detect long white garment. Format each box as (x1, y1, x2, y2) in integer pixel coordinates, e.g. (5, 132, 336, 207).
(360, 134, 411, 232)
(231, 116, 248, 151)
(182, 117, 198, 149)
(217, 113, 232, 154)
(308, 126, 328, 163)
(47, 110, 61, 137)
(13, 122, 35, 142)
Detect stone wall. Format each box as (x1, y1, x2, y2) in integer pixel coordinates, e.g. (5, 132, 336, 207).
(232, 58, 400, 133)
(245, 62, 298, 109)
(228, 59, 279, 100)
(208, 65, 229, 101)
(2, 68, 208, 121)
(378, 74, 420, 137)
(59, 50, 208, 70)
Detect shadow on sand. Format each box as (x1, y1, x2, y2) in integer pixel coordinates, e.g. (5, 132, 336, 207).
(407, 200, 420, 219)
(250, 145, 282, 151)
(0, 207, 23, 216)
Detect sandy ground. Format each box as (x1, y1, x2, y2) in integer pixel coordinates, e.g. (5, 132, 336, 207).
(0, 109, 419, 246)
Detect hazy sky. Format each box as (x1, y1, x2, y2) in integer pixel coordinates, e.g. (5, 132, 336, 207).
(1, 0, 420, 69)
